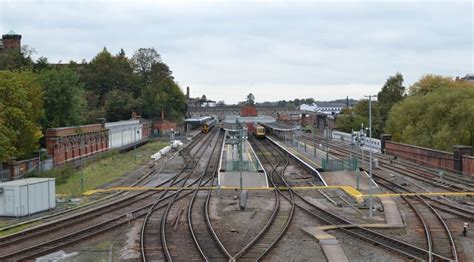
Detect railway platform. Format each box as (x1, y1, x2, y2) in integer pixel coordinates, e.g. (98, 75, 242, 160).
(266, 136, 327, 184)
(218, 132, 268, 188)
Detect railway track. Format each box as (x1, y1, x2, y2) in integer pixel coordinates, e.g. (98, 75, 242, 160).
(187, 131, 231, 261)
(0, 132, 209, 261)
(234, 137, 295, 261)
(141, 128, 220, 261)
(253, 137, 453, 261)
(301, 133, 474, 190)
(376, 177, 458, 261)
(299, 134, 474, 217)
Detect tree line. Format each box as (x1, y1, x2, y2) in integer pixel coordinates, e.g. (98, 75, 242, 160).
(0, 47, 186, 162)
(335, 73, 474, 152)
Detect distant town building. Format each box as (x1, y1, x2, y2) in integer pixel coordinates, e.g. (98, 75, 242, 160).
(0, 31, 21, 53)
(185, 86, 217, 107)
(300, 102, 346, 115)
(456, 74, 474, 84)
(201, 100, 216, 107)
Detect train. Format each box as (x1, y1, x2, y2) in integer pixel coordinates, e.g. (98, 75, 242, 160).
(247, 123, 266, 139)
(201, 119, 217, 133)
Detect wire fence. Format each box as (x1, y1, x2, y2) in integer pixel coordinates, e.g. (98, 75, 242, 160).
(321, 157, 358, 172)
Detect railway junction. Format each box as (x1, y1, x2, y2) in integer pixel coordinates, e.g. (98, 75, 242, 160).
(0, 110, 474, 261)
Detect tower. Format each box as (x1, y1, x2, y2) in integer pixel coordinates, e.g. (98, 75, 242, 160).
(0, 31, 22, 52)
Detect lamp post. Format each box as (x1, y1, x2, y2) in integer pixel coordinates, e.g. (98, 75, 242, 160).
(364, 95, 376, 219)
(313, 126, 317, 158)
(80, 138, 84, 193)
(325, 117, 329, 163)
(134, 129, 140, 163)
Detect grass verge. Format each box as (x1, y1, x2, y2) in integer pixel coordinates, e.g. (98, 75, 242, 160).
(0, 221, 42, 237)
(35, 141, 168, 197)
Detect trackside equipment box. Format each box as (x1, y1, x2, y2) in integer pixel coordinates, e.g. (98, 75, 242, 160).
(0, 178, 56, 217)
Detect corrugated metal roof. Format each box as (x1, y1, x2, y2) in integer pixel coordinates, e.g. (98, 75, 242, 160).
(0, 178, 55, 186)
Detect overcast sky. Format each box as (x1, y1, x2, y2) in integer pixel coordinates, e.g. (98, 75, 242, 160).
(1, 0, 472, 103)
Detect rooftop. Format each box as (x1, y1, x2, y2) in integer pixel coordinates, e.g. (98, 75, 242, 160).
(223, 115, 276, 124)
(0, 178, 55, 187)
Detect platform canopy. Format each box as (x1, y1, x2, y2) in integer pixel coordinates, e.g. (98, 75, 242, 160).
(264, 122, 299, 131)
(184, 116, 212, 125)
(222, 115, 276, 124)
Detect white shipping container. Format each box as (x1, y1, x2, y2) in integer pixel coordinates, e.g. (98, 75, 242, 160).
(0, 178, 56, 217)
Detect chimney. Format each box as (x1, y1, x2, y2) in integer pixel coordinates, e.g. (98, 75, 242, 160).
(186, 86, 190, 99)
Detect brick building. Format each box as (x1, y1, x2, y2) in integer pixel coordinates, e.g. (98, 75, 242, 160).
(45, 124, 109, 166)
(153, 121, 177, 136)
(0, 31, 21, 53)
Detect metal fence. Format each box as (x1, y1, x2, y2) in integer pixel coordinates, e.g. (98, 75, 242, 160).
(0, 169, 11, 182)
(321, 157, 358, 172)
(225, 160, 259, 172)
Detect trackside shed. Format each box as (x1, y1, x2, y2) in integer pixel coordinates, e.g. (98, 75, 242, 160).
(0, 178, 56, 217)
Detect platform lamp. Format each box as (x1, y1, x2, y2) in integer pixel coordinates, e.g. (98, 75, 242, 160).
(364, 95, 377, 219)
(325, 116, 329, 164)
(134, 129, 140, 163)
(80, 138, 85, 193)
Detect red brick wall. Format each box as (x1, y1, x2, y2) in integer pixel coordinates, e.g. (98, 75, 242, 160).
(45, 124, 103, 137)
(241, 105, 257, 117)
(153, 121, 176, 134)
(45, 125, 108, 166)
(301, 115, 316, 126)
(385, 141, 455, 171)
(462, 156, 474, 175)
(142, 122, 152, 138)
(2, 37, 21, 50)
(5, 158, 38, 179)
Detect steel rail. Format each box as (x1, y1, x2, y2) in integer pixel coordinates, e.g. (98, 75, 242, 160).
(188, 131, 231, 261)
(141, 128, 217, 261)
(263, 137, 452, 261)
(233, 137, 295, 261)
(159, 128, 221, 261)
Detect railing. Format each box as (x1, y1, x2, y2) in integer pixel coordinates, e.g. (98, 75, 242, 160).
(225, 160, 259, 172)
(321, 157, 358, 172)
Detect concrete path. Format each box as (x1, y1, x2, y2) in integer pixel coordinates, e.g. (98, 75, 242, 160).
(302, 227, 349, 262)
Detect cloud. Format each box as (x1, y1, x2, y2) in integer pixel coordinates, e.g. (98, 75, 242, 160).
(1, 0, 472, 103)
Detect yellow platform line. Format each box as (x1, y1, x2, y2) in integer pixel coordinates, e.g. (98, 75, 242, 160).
(84, 185, 474, 202)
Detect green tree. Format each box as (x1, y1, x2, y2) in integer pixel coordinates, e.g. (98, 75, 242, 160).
(131, 48, 162, 84)
(377, 73, 406, 132)
(246, 93, 255, 105)
(40, 68, 86, 128)
(33, 56, 52, 72)
(81, 47, 134, 106)
(140, 78, 186, 120)
(104, 90, 138, 122)
(0, 71, 43, 161)
(336, 99, 382, 138)
(335, 112, 368, 133)
(0, 48, 33, 71)
(386, 80, 474, 151)
(409, 74, 453, 96)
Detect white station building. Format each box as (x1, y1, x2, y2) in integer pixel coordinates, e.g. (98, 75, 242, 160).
(105, 119, 143, 149)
